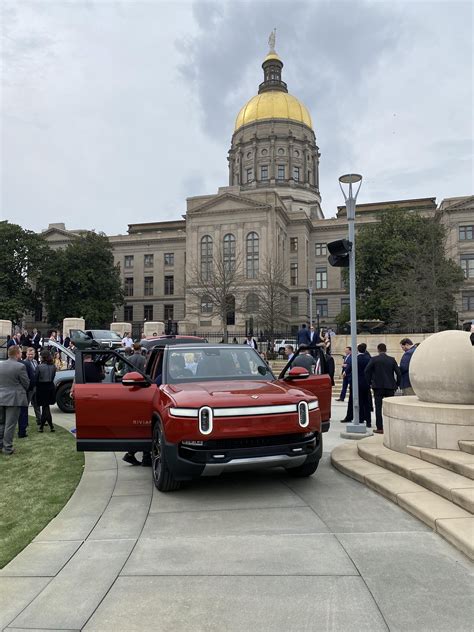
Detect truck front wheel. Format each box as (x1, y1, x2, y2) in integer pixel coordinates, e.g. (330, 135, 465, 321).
(286, 457, 320, 478)
(151, 424, 181, 492)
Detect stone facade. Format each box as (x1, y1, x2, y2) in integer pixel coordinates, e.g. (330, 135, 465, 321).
(36, 49, 474, 335)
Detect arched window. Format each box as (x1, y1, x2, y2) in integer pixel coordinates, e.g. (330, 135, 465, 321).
(226, 295, 235, 326)
(200, 235, 213, 280)
(246, 293, 259, 313)
(246, 232, 259, 278)
(223, 233, 236, 272)
(201, 294, 213, 314)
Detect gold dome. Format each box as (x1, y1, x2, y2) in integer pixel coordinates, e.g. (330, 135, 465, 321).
(234, 91, 313, 132)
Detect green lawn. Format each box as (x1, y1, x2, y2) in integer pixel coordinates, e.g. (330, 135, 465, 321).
(0, 418, 84, 568)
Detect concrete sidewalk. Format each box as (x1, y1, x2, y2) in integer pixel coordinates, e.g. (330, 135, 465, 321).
(1, 403, 473, 631)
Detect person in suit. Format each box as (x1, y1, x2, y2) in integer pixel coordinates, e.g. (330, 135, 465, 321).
(364, 343, 401, 433)
(297, 323, 311, 348)
(7, 333, 21, 349)
(284, 344, 295, 362)
(35, 350, 57, 432)
(127, 342, 146, 372)
(0, 346, 30, 454)
(18, 352, 36, 438)
(399, 338, 417, 395)
(336, 347, 352, 401)
(244, 335, 258, 350)
(308, 325, 321, 358)
(24, 347, 41, 426)
(342, 343, 373, 426)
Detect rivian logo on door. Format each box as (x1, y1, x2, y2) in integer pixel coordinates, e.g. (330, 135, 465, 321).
(132, 419, 151, 425)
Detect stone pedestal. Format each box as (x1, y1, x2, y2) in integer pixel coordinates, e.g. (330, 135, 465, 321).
(0, 320, 12, 337)
(112, 322, 131, 337)
(383, 397, 474, 453)
(63, 318, 85, 337)
(143, 321, 165, 337)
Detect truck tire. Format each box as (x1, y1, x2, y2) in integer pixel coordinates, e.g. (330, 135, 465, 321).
(56, 382, 75, 413)
(286, 457, 320, 478)
(151, 423, 181, 492)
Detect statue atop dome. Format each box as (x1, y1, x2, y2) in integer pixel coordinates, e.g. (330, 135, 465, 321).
(268, 28, 276, 53)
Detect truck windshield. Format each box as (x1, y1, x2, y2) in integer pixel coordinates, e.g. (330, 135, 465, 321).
(165, 346, 273, 383)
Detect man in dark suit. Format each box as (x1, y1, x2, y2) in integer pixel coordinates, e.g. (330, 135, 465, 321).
(308, 325, 321, 357)
(364, 343, 401, 433)
(18, 351, 36, 437)
(341, 344, 372, 426)
(297, 323, 311, 348)
(24, 347, 41, 426)
(0, 346, 30, 454)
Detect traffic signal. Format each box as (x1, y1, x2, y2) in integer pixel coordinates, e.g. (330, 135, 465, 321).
(327, 239, 352, 267)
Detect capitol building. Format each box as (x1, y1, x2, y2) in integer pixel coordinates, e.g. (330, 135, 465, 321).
(42, 44, 474, 336)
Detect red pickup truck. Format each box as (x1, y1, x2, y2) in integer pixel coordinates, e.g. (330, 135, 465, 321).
(74, 344, 331, 491)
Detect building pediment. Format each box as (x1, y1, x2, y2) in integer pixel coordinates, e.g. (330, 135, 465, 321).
(188, 192, 272, 216)
(440, 196, 474, 211)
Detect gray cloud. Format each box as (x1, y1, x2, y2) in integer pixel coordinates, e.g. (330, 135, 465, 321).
(1, 0, 472, 233)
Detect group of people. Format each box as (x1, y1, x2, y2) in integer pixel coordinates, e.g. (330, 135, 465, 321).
(336, 338, 417, 433)
(0, 345, 58, 455)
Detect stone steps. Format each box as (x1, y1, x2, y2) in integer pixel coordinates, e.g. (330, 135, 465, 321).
(459, 440, 474, 454)
(358, 440, 474, 513)
(407, 446, 474, 479)
(331, 437, 474, 560)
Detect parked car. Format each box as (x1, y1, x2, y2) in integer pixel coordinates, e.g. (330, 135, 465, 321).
(273, 339, 297, 355)
(139, 335, 207, 353)
(70, 329, 123, 350)
(73, 343, 332, 491)
(40, 340, 76, 413)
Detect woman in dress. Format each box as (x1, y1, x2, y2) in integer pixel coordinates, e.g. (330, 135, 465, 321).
(35, 349, 56, 432)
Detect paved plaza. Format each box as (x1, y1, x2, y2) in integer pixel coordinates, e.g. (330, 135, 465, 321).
(1, 402, 473, 632)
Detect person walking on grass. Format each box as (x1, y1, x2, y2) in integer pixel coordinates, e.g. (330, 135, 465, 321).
(364, 343, 401, 434)
(0, 346, 29, 455)
(35, 350, 57, 433)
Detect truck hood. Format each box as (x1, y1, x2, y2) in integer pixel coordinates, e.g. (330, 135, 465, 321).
(162, 380, 316, 409)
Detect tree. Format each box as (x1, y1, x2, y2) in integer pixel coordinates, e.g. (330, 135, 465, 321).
(0, 221, 52, 323)
(255, 257, 289, 343)
(40, 232, 124, 327)
(186, 242, 244, 340)
(354, 209, 464, 331)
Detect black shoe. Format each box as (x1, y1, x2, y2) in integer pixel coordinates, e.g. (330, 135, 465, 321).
(141, 453, 152, 467)
(335, 398, 344, 402)
(49, 426, 55, 432)
(340, 418, 352, 423)
(18, 434, 28, 438)
(38, 427, 44, 433)
(123, 453, 141, 466)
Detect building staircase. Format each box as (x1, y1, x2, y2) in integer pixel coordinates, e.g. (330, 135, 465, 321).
(332, 435, 474, 560)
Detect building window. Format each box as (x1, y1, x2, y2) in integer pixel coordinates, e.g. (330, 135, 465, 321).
(462, 293, 474, 311)
(144, 305, 153, 321)
(293, 166, 300, 182)
(200, 235, 213, 281)
(459, 225, 474, 240)
(315, 267, 327, 289)
(246, 293, 259, 313)
(341, 297, 350, 309)
(144, 254, 153, 268)
(316, 298, 328, 317)
(201, 295, 213, 314)
(124, 305, 133, 321)
(290, 262, 298, 286)
(164, 275, 174, 295)
(164, 253, 174, 266)
(461, 255, 474, 279)
(315, 243, 327, 256)
(164, 304, 174, 321)
(124, 255, 134, 268)
(223, 233, 236, 272)
(277, 165, 285, 181)
(246, 168, 253, 183)
(144, 276, 153, 296)
(290, 296, 299, 316)
(124, 277, 134, 297)
(290, 237, 298, 253)
(260, 165, 268, 181)
(246, 232, 259, 278)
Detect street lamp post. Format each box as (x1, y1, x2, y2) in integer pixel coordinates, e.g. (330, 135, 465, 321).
(339, 173, 365, 434)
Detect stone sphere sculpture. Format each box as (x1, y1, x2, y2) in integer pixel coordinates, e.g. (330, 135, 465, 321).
(410, 330, 474, 404)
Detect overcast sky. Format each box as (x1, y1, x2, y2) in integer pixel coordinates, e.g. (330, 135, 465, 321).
(1, 0, 472, 235)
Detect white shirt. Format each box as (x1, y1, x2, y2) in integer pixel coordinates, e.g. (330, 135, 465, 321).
(122, 336, 133, 348)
